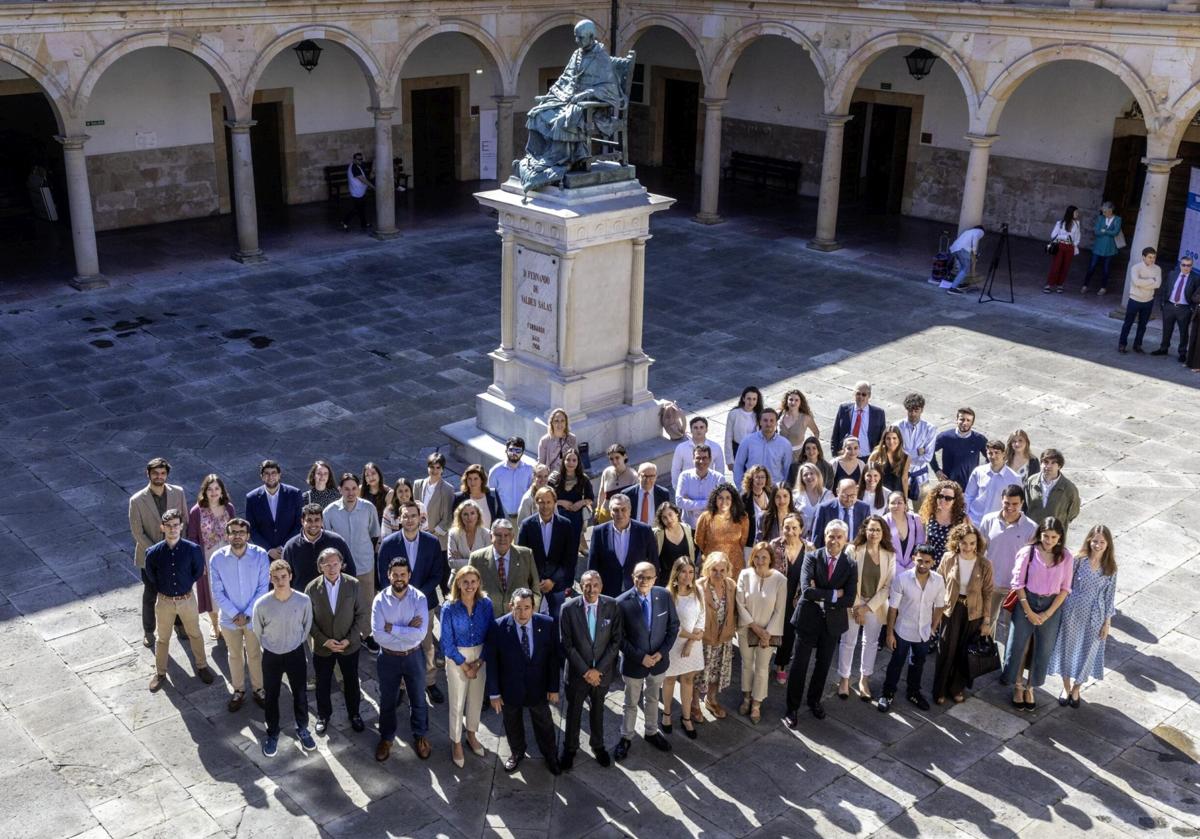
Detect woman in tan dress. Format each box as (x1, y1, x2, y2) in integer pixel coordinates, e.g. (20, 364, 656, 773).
(695, 483, 751, 576)
(777, 389, 820, 462)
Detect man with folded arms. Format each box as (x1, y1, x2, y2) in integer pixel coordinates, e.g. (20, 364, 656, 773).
(210, 517, 270, 711)
(145, 509, 215, 692)
(372, 556, 432, 762)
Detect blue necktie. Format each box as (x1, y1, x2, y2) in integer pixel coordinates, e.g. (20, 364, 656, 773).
(520, 623, 531, 659)
(642, 595, 652, 630)
(587, 604, 596, 641)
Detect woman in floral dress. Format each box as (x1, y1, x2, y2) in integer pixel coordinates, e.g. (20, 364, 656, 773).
(1048, 524, 1118, 708)
(186, 474, 236, 640)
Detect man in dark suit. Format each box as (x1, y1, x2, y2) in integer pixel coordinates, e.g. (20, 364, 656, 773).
(621, 462, 672, 526)
(517, 486, 576, 621)
(304, 547, 367, 734)
(784, 519, 857, 728)
(472, 519, 541, 618)
(245, 460, 303, 561)
(811, 479, 872, 545)
(1155, 255, 1200, 361)
(281, 504, 354, 592)
(587, 494, 657, 598)
(377, 502, 449, 705)
(829, 381, 886, 458)
(558, 570, 622, 770)
(486, 588, 562, 775)
(614, 562, 679, 761)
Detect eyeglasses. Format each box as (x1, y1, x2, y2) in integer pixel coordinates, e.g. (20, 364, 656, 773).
(227, 529, 249, 536)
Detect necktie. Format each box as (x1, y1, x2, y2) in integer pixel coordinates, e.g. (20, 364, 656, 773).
(520, 622, 531, 659)
(497, 553, 507, 591)
(587, 604, 596, 641)
(851, 409, 863, 438)
(827, 553, 837, 581)
(640, 491, 650, 523)
(1173, 274, 1188, 304)
(642, 595, 652, 630)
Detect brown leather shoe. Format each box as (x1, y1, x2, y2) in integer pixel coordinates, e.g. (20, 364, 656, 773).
(414, 736, 432, 760)
(149, 673, 166, 692)
(375, 739, 392, 762)
(227, 690, 245, 712)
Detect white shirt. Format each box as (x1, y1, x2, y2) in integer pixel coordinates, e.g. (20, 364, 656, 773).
(347, 162, 369, 198)
(539, 516, 553, 555)
(632, 487, 657, 524)
(950, 227, 984, 255)
(403, 534, 421, 574)
(958, 558, 976, 588)
(898, 418, 937, 479)
(265, 485, 279, 520)
(724, 408, 759, 465)
(888, 568, 946, 642)
(964, 463, 1021, 525)
(612, 524, 630, 566)
(672, 436, 727, 483)
(325, 575, 341, 614)
(675, 468, 722, 527)
(421, 481, 437, 507)
(849, 407, 871, 458)
(1040, 474, 1059, 497)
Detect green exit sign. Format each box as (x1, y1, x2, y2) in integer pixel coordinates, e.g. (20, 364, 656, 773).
(85, 119, 105, 127)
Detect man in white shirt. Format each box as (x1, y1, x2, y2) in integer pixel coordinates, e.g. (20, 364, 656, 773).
(489, 436, 534, 526)
(979, 487, 1036, 649)
(944, 224, 984, 294)
(964, 440, 1021, 525)
(341, 152, 374, 232)
(675, 445, 722, 527)
(671, 416, 726, 483)
(878, 545, 945, 712)
(897, 393, 936, 502)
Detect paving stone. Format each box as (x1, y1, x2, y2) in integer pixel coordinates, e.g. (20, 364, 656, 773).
(0, 759, 98, 839)
(885, 716, 1003, 781)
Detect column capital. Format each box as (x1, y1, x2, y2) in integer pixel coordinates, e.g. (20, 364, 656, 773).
(1142, 156, 1182, 174)
(369, 107, 397, 119)
(54, 134, 89, 150)
(964, 133, 999, 148)
(701, 97, 726, 110)
(819, 113, 853, 127)
(492, 94, 519, 106)
(223, 119, 257, 133)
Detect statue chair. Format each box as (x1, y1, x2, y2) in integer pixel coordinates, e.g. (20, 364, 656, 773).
(577, 51, 636, 168)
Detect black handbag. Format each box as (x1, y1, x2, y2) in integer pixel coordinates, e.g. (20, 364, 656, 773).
(966, 634, 1001, 681)
(1045, 241, 1059, 256)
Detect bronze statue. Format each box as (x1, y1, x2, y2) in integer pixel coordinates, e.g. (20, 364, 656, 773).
(515, 20, 621, 192)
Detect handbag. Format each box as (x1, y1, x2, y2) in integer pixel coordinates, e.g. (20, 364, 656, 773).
(1001, 548, 1033, 613)
(966, 634, 1002, 680)
(1115, 230, 1127, 250)
(1045, 241, 1059, 256)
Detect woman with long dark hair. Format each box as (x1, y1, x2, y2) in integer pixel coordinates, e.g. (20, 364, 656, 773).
(1048, 524, 1118, 708)
(361, 462, 388, 520)
(758, 483, 796, 542)
(1005, 430, 1035, 480)
(1044, 205, 1081, 293)
(695, 484, 750, 576)
(303, 460, 339, 509)
(777, 389, 820, 462)
(792, 437, 836, 492)
(868, 425, 911, 498)
(932, 521, 994, 705)
(724, 386, 763, 466)
(917, 480, 966, 565)
(548, 448, 593, 556)
(187, 474, 236, 640)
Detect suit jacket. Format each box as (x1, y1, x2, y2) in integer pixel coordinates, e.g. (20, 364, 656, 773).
(470, 544, 541, 618)
(517, 513, 576, 593)
(128, 483, 187, 568)
(617, 586, 679, 679)
(452, 490, 506, 524)
(811, 499, 872, 544)
(620, 484, 673, 525)
(1160, 268, 1200, 309)
(281, 530, 354, 592)
(376, 530, 447, 607)
(485, 612, 561, 706)
(587, 520, 658, 598)
(305, 573, 366, 656)
(559, 594, 622, 687)
(245, 484, 303, 553)
(939, 553, 994, 623)
(1023, 473, 1081, 540)
(830, 402, 886, 455)
(414, 477, 456, 548)
(792, 548, 857, 642)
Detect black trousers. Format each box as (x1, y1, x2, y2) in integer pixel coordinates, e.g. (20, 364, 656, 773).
(314, 650, 361, 720)
(1160, 302, 1194, 357)
(786, 627, 838, 713)
(262, 644, 308, 736)
(502, 700, 558, 760)
(563, 678, 606, 752)
(343, 195, 369, 229)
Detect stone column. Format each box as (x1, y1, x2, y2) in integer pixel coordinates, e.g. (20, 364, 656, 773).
(627, 236, 649, 357)
(225, 120, 265, 263)
(958, 133, 997, 233)
(499, 231, 516, 352)
(808, 113, 852, 252)
(695, 97, 725, 224)
(557, 251, 578, 375)
(55, 134, 105, 289)
(370, 107, 398, 239)
(1123, 156, 1181, 304)
(494, 95, 518, 182)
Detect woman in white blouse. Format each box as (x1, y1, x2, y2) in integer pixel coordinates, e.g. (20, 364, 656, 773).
(1044, 205, 1081, 294)
(724, 385, 763, 467)
(837, 516, 896, 700)
(447, 500, 490, 571)
(795, 463, 834, 543)
(735, 542, 787, 724)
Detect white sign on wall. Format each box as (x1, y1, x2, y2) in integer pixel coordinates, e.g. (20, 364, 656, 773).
(480, 108, 497, 180)
(1180, 167, 1200, 263)
(515, 246, 558, 362)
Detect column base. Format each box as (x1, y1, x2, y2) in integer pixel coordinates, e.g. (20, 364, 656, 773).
(232, 250, 267, 264)
(692, 212, 724, 226)
(372, 228, 402, 241)
(70, 274, 108, 291)
(806, 238, 842, 253)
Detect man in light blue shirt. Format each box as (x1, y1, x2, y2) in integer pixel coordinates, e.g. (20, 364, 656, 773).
(675, 445, 722, 527)
(733, 408, 792, 486)
(964, 440, 1021, 526)
(210, 517, 270, 712)
(371, 556, 431, 762)
(489, 436, 534, 525)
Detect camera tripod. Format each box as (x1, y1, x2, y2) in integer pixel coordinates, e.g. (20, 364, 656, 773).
(978, 223, 1014, 304)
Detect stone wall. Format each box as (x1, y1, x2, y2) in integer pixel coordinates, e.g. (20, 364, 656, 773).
(292, 127, 375, 204)
(720, 117, 823, 196)
(86, 143, 219, 231)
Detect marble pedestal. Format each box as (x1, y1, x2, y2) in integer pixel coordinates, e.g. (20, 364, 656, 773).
(442, 171, 675, 468)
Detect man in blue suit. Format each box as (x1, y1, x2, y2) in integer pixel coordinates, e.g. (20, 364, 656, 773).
(517, 486, 577, 621)
(613, 561, 679, 762)
(811, 479, 872, 544)
(620, 462, 672, 526)
(829, 382, 886, 458)
(486, 588, 562, 775)
(377, 502, 449, 705)
(587, 495, 657, 598)
(245, 460, 303, 560)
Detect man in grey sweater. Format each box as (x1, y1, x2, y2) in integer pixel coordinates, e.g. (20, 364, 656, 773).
(253, 559, 315, 757)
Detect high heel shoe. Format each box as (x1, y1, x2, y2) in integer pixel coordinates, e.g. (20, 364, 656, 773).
(660, 711, 673, 734)
(1023, 688, 1036, 711)
(749, 701, 761, 725)
(681, 716, 697, 739)
(1011, 685, 1028, 710)
(1057, 691, 1070, 707)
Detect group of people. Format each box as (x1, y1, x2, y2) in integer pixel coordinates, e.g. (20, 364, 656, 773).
(128, 381, 1118, 772)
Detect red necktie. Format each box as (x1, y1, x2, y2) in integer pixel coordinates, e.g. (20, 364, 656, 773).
(640, 491, 650, 523)
(497, 553, 507, 591)
(827, 554, 837, 581)
(851, 409, 863, 438)
(1174, 274, 1188, 304)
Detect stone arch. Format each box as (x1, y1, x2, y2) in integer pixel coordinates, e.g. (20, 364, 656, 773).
(244, 26, 386, 109)
(828, 31, 979, 120)
(981, 45, 1159, 136)
(389, 19, 512, 98)
(618, 14, 709, 88)
(1158, 84, 1200, 158)
(0, 43, 69, 131)
(709, 21, 828, 99)
(511, 13, 582, 86)
(74, 31, 244, 121)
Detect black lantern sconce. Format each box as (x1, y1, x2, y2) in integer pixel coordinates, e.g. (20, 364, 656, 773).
(294, 40, 323, 73)
(904, 48, 937, 81)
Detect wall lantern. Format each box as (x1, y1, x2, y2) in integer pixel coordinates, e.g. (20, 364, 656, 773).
(904, 48, 937, 80)
(294, 40, 323, 73)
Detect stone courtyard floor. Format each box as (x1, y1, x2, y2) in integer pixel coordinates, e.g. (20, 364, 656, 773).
(1, 193, 1199, 839)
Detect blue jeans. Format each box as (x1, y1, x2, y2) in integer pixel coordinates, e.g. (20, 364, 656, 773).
(1119, 299, 1153, 348)
(377, 648, 428, 741)
(1082, 252, 1114, 289)
(949, 249, 971, 288)
(881, 633, 929, 698)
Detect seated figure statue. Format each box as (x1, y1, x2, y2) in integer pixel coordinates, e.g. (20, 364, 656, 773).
(516, 19, 621, 193)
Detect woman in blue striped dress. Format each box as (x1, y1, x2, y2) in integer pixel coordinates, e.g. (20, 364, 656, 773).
(1047, 524, 1117, 708)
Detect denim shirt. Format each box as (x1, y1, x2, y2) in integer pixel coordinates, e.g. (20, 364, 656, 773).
(440, 597, 495, 664)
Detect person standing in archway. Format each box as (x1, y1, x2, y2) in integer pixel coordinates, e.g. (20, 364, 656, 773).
(341, 151, 374, 232)
(1080, 201, 1123, 295)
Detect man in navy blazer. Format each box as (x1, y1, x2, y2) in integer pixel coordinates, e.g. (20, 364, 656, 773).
(486, 588, 562, 775)
(1156, 257, 1200, 361)
(587, 495, 658, 598)
(376, 502, 449, 704)
(517, 487, 577, 620)
(829, 381, 886, 457)
(245, 460, 303, 559)
(613, 562, 679, 761)
(811, 479, 872, 544)
(620, 462, 672, 526)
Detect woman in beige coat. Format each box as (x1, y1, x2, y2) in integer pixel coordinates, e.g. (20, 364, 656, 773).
(837, 515, 896, 701)
(697, 552, 739, 721)
(933, 521, 995, 704)
(735, 542, 787, 723)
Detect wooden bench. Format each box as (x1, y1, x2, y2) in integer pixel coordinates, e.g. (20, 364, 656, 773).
(324, 160, 410, 201)
(722, 151, 802, 193)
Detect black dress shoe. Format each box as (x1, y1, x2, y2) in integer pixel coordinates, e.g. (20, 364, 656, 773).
(426, 685, 445, 705)
(143, 633, 154, 649)
(594, 747, 612, 767)
(782, 713, 799, 730)
(314, 717, 329, 735)
(660, 721, 673, 735)
(645, 732, 671, 752)
(809, 703, 826, 720)
(1057, 693, 1070, 707)
(503, 754, 523, 773)
(877, 696, 893, 713)
(350, 715, 365, 732)
(1151, 347, 1169, 356)
(545, 757, 561, 776)
(1068, 696, 1081, 709)
(197, 667, 215, 685)
(613, 738, 632, 762)
(559, 750, 576, 771)
(908, 693, 930, 711)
